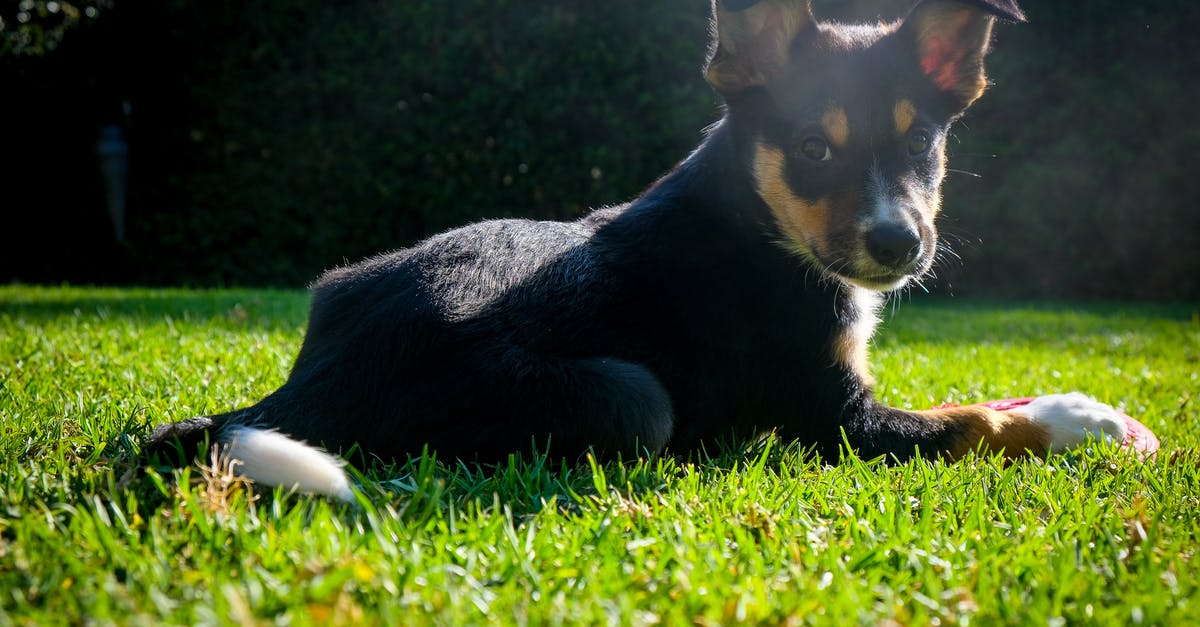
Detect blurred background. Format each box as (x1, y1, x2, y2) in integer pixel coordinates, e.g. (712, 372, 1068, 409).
(2, 0, 1197, 300)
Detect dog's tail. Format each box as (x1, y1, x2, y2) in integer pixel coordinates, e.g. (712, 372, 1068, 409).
(143, 412, 355, 502)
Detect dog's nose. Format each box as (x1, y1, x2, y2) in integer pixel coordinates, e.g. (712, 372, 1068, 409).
(865, 223, 921, 269)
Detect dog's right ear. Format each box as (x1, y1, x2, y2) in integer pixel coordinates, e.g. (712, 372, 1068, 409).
(704, 0, 815, 97)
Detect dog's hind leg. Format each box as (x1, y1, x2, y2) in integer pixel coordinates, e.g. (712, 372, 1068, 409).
(528, 356, 676, 460)
(143, 407, 355, 502)
(420, 352, 676, 463)
(141, 353, 674, 498)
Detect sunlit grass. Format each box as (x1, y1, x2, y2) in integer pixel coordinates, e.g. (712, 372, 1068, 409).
(1, 285, 1197, 624)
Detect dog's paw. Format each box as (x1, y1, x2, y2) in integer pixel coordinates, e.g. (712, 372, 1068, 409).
(1020, 392, 1128, 451)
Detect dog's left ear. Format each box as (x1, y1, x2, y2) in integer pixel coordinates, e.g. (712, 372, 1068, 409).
(901, 0, 1026, 111)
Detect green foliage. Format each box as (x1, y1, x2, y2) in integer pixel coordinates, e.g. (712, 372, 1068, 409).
(0, 0, 106, 56)
(936, 0, 1200, 299)
(2, 286, 1198, 623)
(120, 0, 718, 285)
(3, 0, 1196, 298)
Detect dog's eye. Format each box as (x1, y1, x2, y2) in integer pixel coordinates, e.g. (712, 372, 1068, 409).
(907, 130, 931, 156)
(799, 137, 832, 162)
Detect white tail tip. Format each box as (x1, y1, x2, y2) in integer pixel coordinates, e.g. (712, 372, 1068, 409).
(222, 426, 355, 502)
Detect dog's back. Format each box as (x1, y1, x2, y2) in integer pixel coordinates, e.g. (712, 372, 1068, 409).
(148, 215, 677, 466)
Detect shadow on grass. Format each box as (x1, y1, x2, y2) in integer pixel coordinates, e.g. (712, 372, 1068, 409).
(120, 427, 810, 526)
(345, 433, 822, 520)
(5, 287, 1193, 343)
(0, 286, 310, 330)
(873, 297, 1198, 347)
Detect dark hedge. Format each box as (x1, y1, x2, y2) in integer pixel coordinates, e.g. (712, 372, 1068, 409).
(3, 0, 1197, 299)
(119, 0, 720, 286)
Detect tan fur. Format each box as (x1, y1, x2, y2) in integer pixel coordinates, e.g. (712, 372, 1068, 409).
(893, 99, 916, 136)
(917, 406, 1050, 460)
(821, 106, 850, 148)
(753, 143, 829, 259)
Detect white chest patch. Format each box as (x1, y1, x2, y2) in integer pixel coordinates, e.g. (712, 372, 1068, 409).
(833, 287, 883, 386)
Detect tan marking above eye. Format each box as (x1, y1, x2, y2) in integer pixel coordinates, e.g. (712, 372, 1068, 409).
(821, 106, 850, 148)
(893, 99, 917, 136)
(752, 143, 829, 259)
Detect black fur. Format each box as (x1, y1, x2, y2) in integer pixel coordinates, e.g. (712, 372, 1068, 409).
(146, 0, 1022, 468)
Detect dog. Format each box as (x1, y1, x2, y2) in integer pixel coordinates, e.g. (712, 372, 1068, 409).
(145, 0, 1127, 501)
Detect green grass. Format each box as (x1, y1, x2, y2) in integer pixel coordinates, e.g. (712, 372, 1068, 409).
(1, 285, 1198, 625)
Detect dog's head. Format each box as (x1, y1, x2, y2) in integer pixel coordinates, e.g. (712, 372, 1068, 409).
(706, 0, 1024, 291)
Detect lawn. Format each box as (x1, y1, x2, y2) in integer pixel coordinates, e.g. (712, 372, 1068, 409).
(1, 285, 1197, 625)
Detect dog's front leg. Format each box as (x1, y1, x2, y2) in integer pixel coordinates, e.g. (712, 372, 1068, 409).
(842, 392, 1129, 462)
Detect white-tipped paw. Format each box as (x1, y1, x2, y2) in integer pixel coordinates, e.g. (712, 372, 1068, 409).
(1021, 392, 1128, 451)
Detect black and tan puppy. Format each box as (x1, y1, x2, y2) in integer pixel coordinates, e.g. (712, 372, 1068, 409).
(146, 0, 1126, 500)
